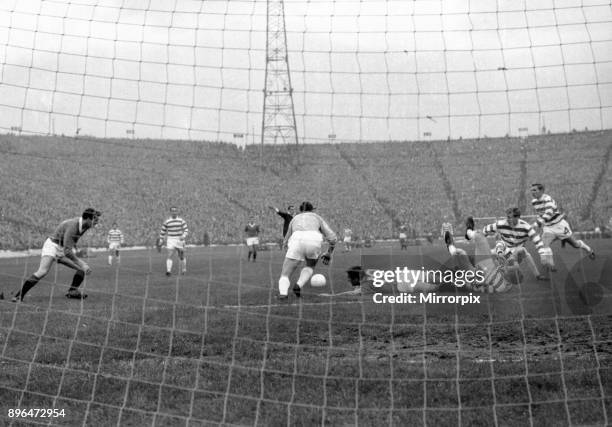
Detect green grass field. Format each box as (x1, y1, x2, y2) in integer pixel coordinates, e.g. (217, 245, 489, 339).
(1, 240, 611, 426)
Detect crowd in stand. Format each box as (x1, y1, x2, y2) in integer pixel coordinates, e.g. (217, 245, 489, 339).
(0, 130, 610, 250)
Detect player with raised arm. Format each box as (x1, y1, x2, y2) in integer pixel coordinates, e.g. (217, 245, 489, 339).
(12, 208, 101, 302)
(107, 222, 124, 265)
(483, 207, 546, 280)
(530, 183, 595, 272)
(244, 217, 261, 262)
(158, 206, 188, 276)
(269, 204, 295, 237)
(278, 201, 337, 300)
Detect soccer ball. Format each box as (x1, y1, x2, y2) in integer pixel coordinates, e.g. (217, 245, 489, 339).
(310, 274, 327, 287)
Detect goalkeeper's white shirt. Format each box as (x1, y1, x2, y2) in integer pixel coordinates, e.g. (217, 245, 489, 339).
(284, 212, 337, 245)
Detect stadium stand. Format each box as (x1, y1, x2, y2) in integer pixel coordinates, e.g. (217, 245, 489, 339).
(0, 130, 610, 250)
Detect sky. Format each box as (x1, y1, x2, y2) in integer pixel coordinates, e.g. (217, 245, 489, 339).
(0, 0, 610, 145)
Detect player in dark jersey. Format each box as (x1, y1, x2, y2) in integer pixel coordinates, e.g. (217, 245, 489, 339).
(12, 208, 101, 302)
(244, 217, 261, 262)
(269, 205, 295, 237)
(398, 225, 408, 250)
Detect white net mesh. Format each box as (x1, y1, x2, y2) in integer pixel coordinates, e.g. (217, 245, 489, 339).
(0, 1, 611, 426)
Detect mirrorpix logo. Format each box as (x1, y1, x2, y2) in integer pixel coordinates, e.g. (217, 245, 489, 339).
(557, 252, 612, 315)
(362, 254, 483, 305)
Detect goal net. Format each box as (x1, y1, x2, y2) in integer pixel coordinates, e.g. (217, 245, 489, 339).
(0, 1, 611, 426)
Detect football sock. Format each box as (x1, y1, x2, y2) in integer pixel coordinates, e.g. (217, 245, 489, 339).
(576, 240, 592, 253)
(247, 250, 252, 260)
(252, 250, 256, 261)
(181, 259, 187, 272)
(296, 267, 314, 288)
(16, 274, 40, 300)
(278, 276, 290, 296)
(524, 251, 540, 276)
(108, 255, 112, 265)
(166, 259, 173, 273)
(69, 270, 85, 290)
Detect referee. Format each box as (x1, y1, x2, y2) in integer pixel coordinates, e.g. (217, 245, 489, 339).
(269, 204, 295, 237)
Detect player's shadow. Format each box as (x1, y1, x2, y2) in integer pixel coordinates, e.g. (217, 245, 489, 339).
(553, 254, 612, 316)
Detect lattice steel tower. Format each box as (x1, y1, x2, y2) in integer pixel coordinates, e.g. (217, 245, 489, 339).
(261, 0, 298, 146)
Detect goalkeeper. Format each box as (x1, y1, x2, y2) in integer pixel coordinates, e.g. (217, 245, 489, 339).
(277, 201, 337, 300)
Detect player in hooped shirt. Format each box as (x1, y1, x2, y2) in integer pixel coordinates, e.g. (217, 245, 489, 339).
(530, 183, 594, 272)
(483, 207, 546, 280)
(107, 222, 124, 265)
(159, 206, 188, 276)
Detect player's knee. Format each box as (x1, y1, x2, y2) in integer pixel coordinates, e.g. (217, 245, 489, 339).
(301, 266, 313, 274)
(35, 265, 51, 277)
(539, 247, 554, 267)
(304, 257, 317, 268)
(32, 270, 46, 280)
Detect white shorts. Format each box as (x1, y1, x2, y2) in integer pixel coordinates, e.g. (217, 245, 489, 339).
(109, 242, 121, 251)
(246, 237, 260, 246)
(399, 233, 407, 239)
(543, 219, 572, 242)
(343, 236, 352, 243)
(41, 238, 64, 259)
(167, 237, 185, 251)
(286, 230, 323, 261)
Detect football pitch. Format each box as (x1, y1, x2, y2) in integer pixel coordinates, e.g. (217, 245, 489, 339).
(1, 240, 611, 426)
